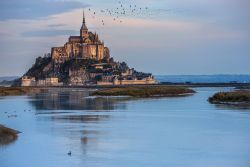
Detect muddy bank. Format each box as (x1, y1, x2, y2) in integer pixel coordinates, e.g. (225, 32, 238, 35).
(0, 125, 20, 145)
(0, 87, 46, 96)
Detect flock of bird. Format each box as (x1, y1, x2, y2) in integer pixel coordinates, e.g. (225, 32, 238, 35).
(3, 109, 73, 156)
(3, 109, 73, 157)
(4, 109, 32, 118)
(87, 1, 151, 26)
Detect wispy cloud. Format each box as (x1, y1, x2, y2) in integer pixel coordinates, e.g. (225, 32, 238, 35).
(21, 29, 79, 37)
(47, 24, 68, 28)
(0, 0, 87, 20)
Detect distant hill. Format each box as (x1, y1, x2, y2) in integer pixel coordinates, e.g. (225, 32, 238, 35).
(0, 76, 19, 82)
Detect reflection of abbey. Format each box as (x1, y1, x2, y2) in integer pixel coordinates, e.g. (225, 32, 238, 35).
(21, 10, 156, 87)
(51, 11, 110, 64)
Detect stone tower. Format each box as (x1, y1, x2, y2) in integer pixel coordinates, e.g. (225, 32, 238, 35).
(80, 10, 89, 39)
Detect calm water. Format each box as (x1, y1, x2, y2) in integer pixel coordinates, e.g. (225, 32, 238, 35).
(0, 87, 250, 167)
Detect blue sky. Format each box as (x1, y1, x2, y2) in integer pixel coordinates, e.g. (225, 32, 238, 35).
(0, 0, 249, 76)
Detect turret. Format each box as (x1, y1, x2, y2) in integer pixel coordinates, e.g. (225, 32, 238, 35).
(96, 34, 99, 42)
(94, 33, 99, 43)
(80, 9, 89, 39)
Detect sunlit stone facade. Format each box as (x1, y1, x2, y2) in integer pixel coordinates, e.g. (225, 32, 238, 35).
(51, 10, 110, 64)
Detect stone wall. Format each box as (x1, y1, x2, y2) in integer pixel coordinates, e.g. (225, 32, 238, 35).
(21, 77, 36, 86)
(114, 77, 157, 85)
(97, 81, 113, 86)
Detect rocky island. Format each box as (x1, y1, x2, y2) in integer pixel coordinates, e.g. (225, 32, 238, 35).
(17, 10, 156, 87)
(5, 10, 197, 98)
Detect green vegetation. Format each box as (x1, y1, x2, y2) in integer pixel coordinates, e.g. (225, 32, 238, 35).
(25, 56, 52, 79)
(0, 125, 20, 145)
(92, 86, 195, 97)
(209, 91, 250, 104)
(0, 87, 42, 96)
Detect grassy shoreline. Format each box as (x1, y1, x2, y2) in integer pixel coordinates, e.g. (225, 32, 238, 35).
(0, 87, 46, 96)
(91, 86, 195, 97)
(209, 90, 250, 106)
(1, 83, 250, 96)
(0, 125, 20, 145)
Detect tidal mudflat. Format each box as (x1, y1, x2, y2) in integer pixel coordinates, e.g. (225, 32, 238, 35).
(0, 87, 250, 167)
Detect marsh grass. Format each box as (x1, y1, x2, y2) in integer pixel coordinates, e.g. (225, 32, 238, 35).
(0, 87, 42, 96)
(209, 91, 250, 104)
(92, 86, 195, 97)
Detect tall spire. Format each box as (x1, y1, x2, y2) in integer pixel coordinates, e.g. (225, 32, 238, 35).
(81, 9, 87, 30)
(80, 9, 89, 38)
(82, 9, 86, 24)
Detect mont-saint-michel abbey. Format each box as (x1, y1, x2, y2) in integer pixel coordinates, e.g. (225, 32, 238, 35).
(21, 10, 156, 86)
(51, 11, 109, 64)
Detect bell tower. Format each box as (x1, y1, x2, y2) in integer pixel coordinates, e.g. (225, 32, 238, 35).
(80, 9, 89, 39)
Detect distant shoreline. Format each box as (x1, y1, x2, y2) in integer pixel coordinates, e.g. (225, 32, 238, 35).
(0, 83, 249, 97)
(1, 82, 250, 91)
(35, 82, 250, 88)
(159, 82, 250, 88)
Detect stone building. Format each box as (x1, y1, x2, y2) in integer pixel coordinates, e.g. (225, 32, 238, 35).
(97, 75, 157, 86)
(21, 76, 36, 87)
(45, 77, 60, 86)
(37, 79, 46, 86)
(51, 10, 110, 65)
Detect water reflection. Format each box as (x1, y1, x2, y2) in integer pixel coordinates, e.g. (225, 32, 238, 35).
(51, 114, 110, 123)
(25, 89, 134, 156)
(28, 89, 131, 111)
(213, 103, 250, 110)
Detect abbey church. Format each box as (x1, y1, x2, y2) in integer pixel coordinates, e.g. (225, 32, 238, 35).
(51, 11, 110, 64)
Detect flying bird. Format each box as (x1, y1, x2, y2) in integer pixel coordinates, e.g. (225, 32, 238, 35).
(87, 3, 152, 27)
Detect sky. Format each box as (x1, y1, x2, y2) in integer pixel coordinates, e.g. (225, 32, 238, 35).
(0, 0, 249, 76)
